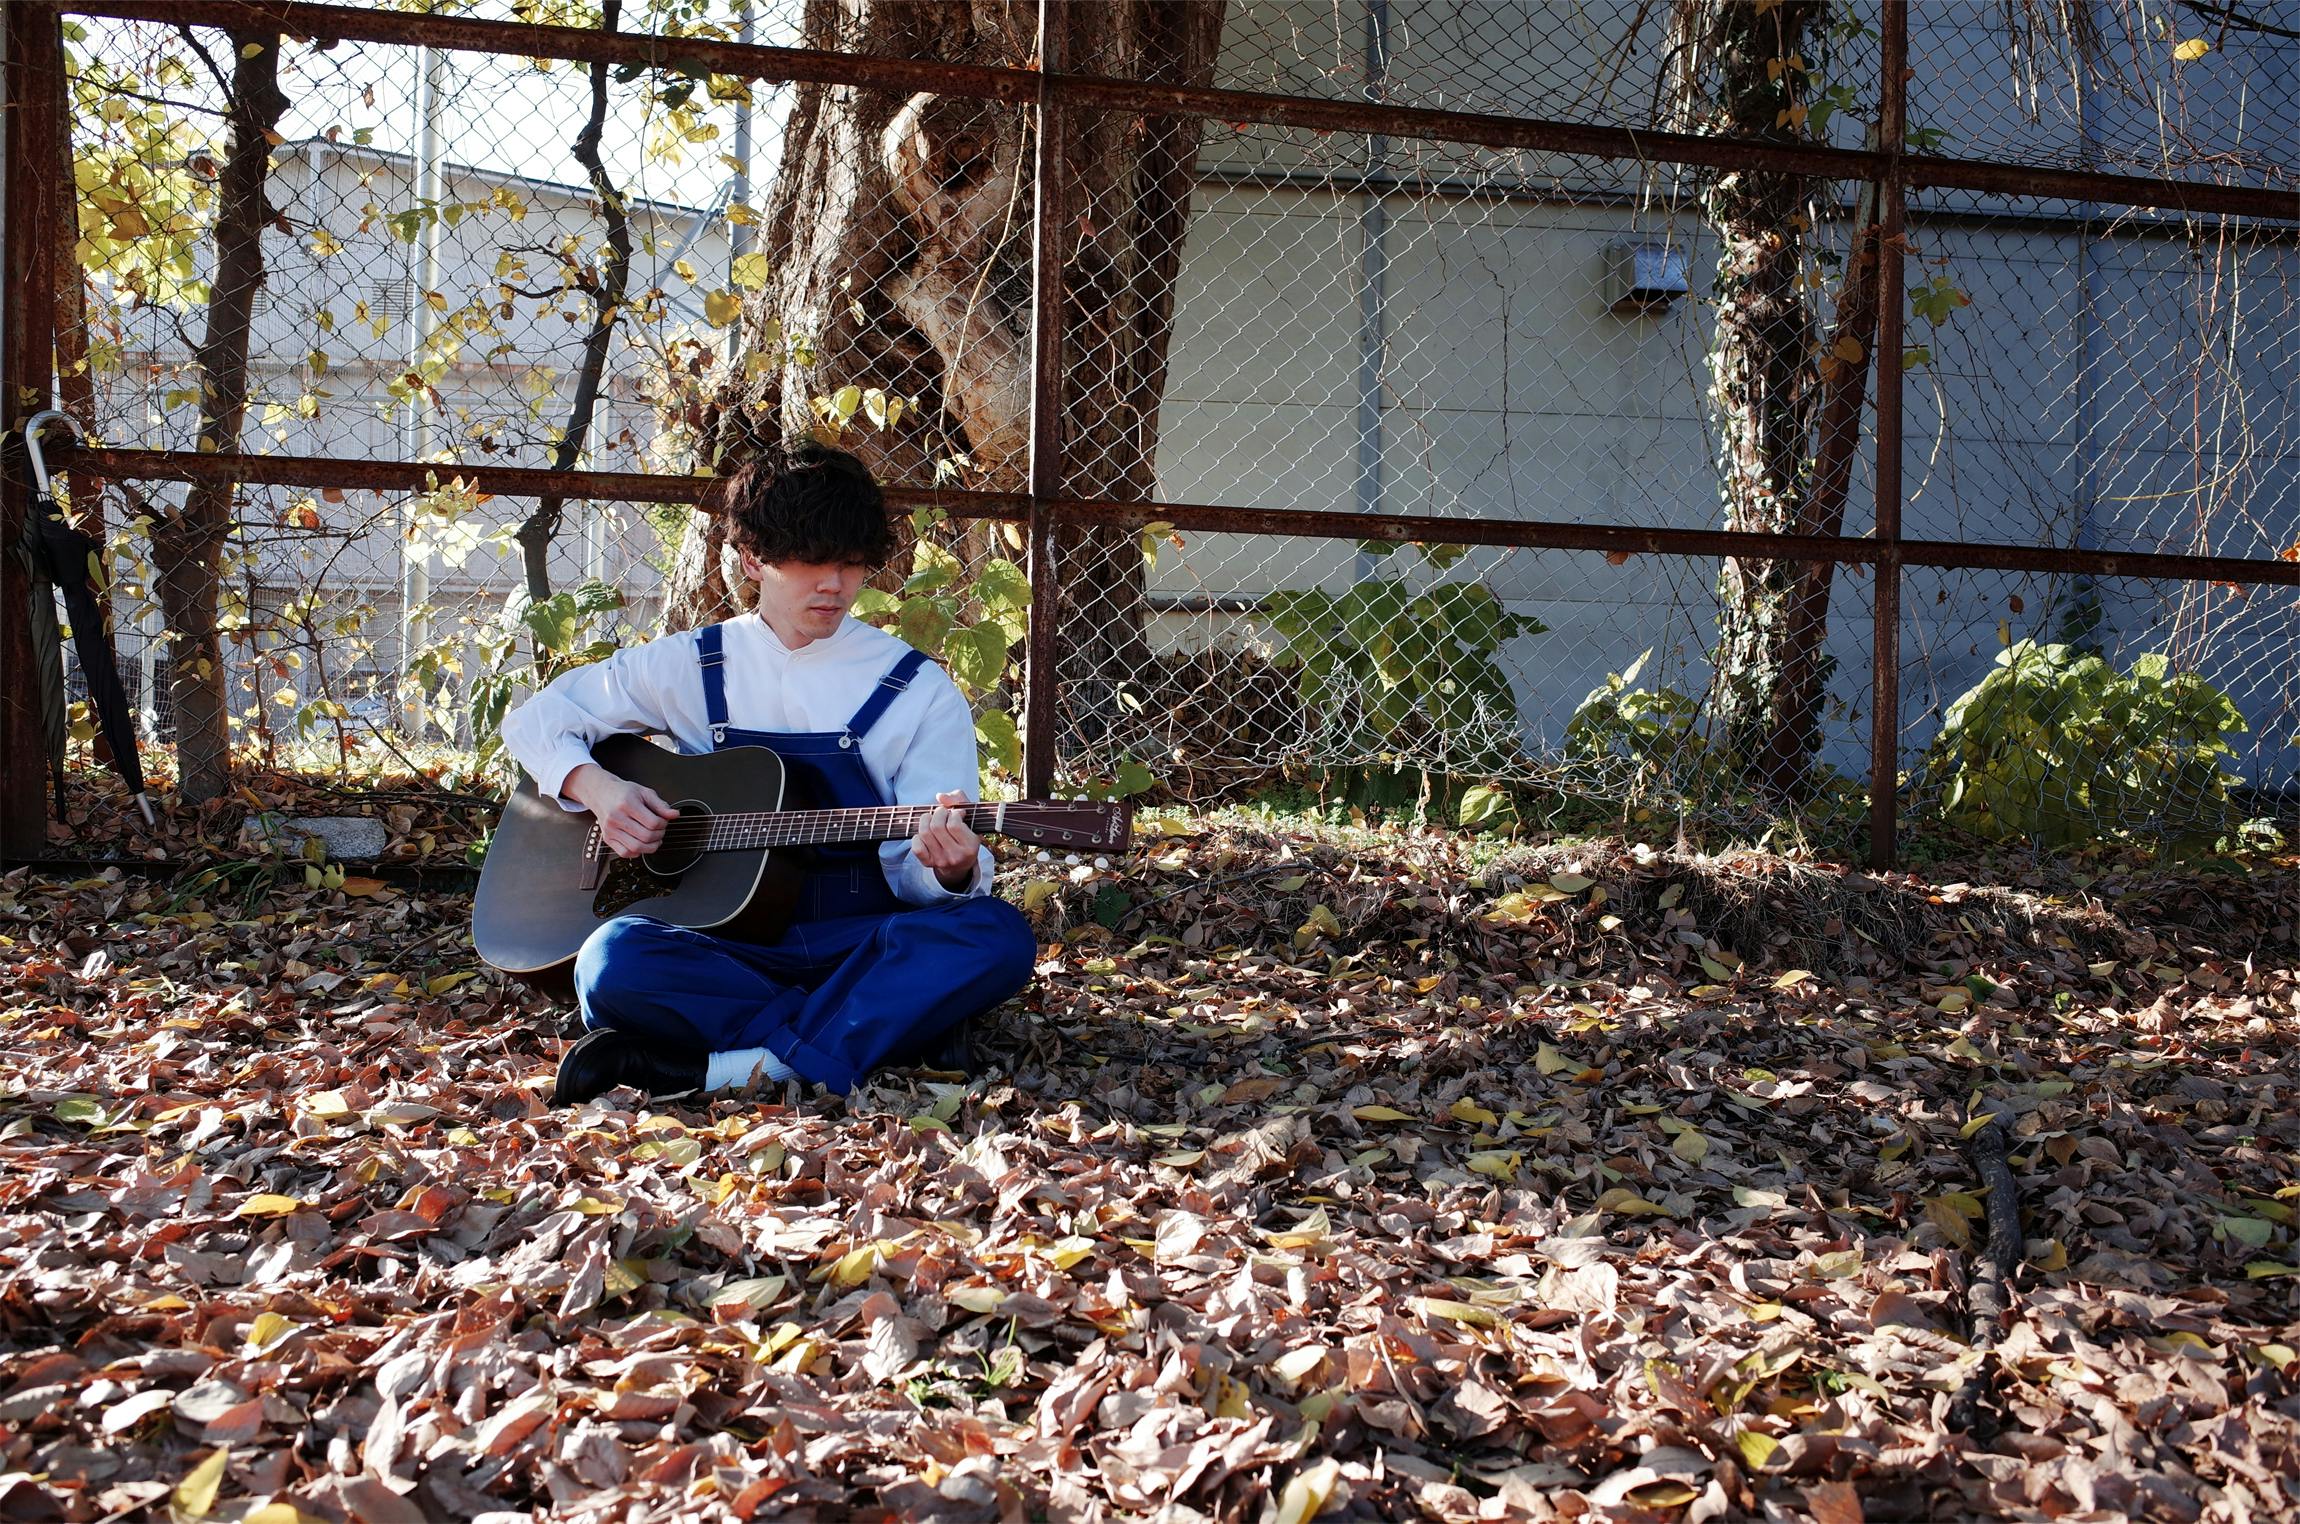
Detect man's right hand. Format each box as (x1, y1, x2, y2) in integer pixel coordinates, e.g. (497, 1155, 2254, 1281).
(563, 763, 681, 858)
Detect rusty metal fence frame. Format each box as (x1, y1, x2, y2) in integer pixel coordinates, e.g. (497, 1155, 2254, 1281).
(3, 0, 2298, 868)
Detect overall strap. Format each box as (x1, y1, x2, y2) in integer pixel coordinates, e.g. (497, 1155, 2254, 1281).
(696, 623, 730, 743)
(843, 648, 930, 744)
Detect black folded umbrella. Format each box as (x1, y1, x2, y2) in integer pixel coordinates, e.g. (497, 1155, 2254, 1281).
(21, 411, 153, 826)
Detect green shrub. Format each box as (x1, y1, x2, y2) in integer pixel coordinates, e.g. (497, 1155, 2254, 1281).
(1924, 639, 2247, 849)
(1563, 648, 1715, 787)
(1262, 542, 1542, 778)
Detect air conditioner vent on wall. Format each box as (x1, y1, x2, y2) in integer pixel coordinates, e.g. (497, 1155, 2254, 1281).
(1605, 242, 1690, 315)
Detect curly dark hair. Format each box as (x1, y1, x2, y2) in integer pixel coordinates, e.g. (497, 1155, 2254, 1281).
(724, 442, 897, 567)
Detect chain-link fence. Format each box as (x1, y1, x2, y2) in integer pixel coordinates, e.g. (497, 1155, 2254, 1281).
(9, 0, 2297, 863)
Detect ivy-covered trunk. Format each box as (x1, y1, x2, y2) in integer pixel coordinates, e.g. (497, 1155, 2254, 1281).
(150, 29, 286, 803)
(1676, 0, 1879, 801)
(661, 0, 1223, 760)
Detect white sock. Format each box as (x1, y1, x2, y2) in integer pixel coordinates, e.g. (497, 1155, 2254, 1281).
(706, 1047, 798, 1092)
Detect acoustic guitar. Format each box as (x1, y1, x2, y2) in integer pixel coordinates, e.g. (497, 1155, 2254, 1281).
(472, 733, 1131, 982)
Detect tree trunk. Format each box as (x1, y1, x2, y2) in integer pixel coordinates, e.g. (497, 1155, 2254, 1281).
(662, 1, 1225, 763)
(151, 29, 286, 802)
(1677, 0, 1882, 802)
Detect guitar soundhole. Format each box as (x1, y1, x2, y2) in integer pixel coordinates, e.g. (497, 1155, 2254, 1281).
(592, 854, 681, 921)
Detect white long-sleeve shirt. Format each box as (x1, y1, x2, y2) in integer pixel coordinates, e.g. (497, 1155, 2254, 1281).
(499, 614, 994, 905)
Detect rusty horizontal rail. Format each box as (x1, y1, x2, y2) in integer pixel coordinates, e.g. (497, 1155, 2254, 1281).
(70, 447, 2300, 588)
(68, 0, 2300, 222)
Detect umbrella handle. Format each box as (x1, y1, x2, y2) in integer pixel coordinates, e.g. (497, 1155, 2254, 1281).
(21, 409, 75, 502)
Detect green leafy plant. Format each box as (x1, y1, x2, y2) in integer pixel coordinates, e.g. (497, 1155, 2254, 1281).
(1262, 543, 1542, 777)
(468, 579, 629, 778)
(1563, 648, 1717, 787)
(1924, 639, 2248, 849)
(853, 510, 1031, 776)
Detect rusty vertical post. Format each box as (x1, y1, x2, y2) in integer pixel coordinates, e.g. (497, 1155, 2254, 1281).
(1868, 0, 1908, 871)
(1021, 0, 1069, 799)
(0, 2, 65, 856)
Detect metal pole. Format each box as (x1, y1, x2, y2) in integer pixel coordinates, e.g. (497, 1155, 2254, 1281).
(1021, 0, 1069, 799)
(1869, 0, 1908, 871)
(1, 2, 64, 852)
(1352, 0, 1389, 560)
(399, 39, 446, 737)
(64, 444, 2300, 589)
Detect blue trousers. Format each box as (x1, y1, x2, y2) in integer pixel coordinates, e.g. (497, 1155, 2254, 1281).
(572, 898, 1038, 1092)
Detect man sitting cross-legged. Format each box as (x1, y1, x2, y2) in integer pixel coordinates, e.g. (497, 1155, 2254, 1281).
(501, 443, 1038, 1105)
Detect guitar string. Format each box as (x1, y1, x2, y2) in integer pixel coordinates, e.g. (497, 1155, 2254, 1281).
(603, 804, 1109, 856)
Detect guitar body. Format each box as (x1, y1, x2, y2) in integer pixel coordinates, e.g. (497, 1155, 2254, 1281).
(472, 735, 801, 982)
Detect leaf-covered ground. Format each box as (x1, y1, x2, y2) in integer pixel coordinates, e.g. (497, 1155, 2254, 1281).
(2, 809, 2298, 1523)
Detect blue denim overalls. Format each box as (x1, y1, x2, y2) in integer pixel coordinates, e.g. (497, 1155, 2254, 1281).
(569, 621, 1038, 1090)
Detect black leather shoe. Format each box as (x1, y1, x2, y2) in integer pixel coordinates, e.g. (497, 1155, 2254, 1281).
(551, 1030, 707, 1107)
(923, 1021, 972, 1074)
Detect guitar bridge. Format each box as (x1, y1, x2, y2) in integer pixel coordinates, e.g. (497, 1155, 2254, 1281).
(579, 826, 608, 891)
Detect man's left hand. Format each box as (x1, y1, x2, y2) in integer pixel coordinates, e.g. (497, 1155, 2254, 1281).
(914, 790, 982, 892)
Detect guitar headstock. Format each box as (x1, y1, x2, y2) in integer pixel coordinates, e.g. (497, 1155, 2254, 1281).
(999, 800, 1133, 852)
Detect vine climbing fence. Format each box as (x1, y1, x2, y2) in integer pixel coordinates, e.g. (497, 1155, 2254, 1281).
(2, 0, 2296, 867)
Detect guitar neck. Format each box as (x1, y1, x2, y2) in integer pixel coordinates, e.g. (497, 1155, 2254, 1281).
(680, 803, 1006, 853)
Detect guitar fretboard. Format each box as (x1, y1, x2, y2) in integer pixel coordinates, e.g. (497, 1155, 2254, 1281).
(599, 804, 1006, 858)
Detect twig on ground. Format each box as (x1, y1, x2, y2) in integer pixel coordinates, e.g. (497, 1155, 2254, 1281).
(1949, 1117, 2024, 1438)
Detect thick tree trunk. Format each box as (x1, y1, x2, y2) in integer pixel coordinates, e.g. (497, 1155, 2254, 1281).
(151, 29, 286, 802)
(662, 1, 1225, 761)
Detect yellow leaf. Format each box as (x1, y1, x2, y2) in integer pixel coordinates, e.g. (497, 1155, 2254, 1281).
(1593, 1187, 1672, 1216)
(1351, 1104, 1413, 1122)
(1448, 1098, 1499, 1127)
(173, 1448, 230, 1518)
(1274, 1457, 1343, 1524)
(1671, 1127, 1710, 1164)
(825, 1244, 882, 1289)
(1832, 334, 1865, 363)
(1414, 1296, 1500, 1328)
(2173, 37, 2211, 61)
(1264, 1207, 1331, 1250)
(244, 1312, 297, 1352)
(1466, 1150, 1520, 1180)
(1772, 969, 1813, 990)
(1958, 1111, 2000, 1138)
(305, 1091, 352, 1118)
(236, 1194, 301, 1218)
(603, 1258, 647, 1297)
(1211, 1371, 1255, 1420)
(1549, 872, 1595, 893)
(2028, 1238, 2068, 1271)
(1022, 879, 1059, 913)
(1926, 1195, 1976, 1248)
(1937, 987, 1972, 1014)
(425, 971, 473, 996)
(1737, 1429, 1780, 1469)
(1154, 1149, 1204, 1168)
(702, 289, 741, 327)
(945, 1284, 1006, 1314)
(245, 1506, 321, 1524)
(1746, 1300, 1783, 1322)
(1535, 1042, 1571, 1076)
(1046, 1235, 1097, 1270)
(2245, 1260, 2300, 1279)
(730, 252, 770, 290)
